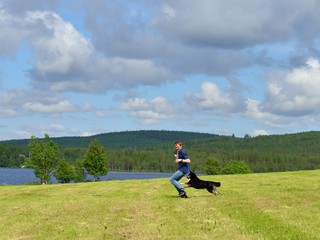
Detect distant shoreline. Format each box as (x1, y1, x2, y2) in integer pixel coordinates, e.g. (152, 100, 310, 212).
(0, 168, 180, 185)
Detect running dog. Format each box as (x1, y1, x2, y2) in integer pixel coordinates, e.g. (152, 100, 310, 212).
(184, 171, 222, 196)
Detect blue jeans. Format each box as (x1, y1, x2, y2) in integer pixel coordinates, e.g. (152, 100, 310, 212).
(170, 170, 186, 193)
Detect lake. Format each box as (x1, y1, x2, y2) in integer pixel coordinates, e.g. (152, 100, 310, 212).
(0, 168, 174, 185)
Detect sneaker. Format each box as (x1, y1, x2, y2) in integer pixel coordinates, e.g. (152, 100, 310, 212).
(177, 191, 187, 198)
(181, 193, 188, 198)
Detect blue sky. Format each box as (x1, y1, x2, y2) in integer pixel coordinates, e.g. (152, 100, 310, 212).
(1, 0, 320, 140)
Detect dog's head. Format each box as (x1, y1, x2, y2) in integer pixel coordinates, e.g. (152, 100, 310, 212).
(187, 171, 196, 179)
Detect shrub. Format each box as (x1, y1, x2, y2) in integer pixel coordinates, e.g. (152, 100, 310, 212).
(54, 159, 76, 183)
(204, 157, 222, 175)
(223, 160, 252, 175)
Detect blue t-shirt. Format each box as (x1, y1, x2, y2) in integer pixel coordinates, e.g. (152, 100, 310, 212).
(177, 148, 190, 174)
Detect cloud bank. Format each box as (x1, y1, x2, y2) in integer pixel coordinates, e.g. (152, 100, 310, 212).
(1, 0, 320, 139)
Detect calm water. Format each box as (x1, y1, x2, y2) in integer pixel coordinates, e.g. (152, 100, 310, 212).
(0, 168, 174, 185)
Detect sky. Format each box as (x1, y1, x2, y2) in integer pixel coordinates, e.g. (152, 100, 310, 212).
(1, 0, 320, 140)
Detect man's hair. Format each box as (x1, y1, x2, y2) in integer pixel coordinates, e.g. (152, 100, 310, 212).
(174, 141, 182, 146)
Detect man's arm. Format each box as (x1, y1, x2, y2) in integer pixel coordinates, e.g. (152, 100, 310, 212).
(177, 158, 190, 163)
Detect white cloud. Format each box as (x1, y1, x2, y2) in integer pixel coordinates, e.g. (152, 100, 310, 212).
(25, 11, 93, 74)
(23, 100, 76, 113)
(94, 111, 115, 119)
(119, 96, 176, 124)
(2, 1, 320, 140)
(263, 58, 320, 116)
(24, 123, 66, 132)
(244, 98, 295, 129)
(213, 128, 231, 135)
(184, 81, 246, 115)
(130, 110, 168, 120)
(24, 10, 174, 93)
(139, 119, 161, 125)
(79, 131, 95, 137)
(22, 100, 92, 114)
(185, 82, 233, 109)
(252, 129, 269, 137)
(0, 88, 92, 116)
(0, 109, 17, 118)
(12, 130, 31, 139)
(95, 111, 107, 118)
(83, 102, 92, 111)
(118, 98, 149, 110)
(0, 6, 175, 94)
(155, 0, 320, 48)
(0, 5, 26, 56)
(21, 123, 95, 138)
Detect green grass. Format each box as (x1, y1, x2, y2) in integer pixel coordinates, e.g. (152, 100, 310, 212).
(1, 170, 320, 240)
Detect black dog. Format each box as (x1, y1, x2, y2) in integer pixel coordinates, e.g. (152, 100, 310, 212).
(184, 171, 222, 196)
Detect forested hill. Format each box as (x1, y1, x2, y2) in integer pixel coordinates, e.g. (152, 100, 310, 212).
(1, 130, 218, 149)
(2, 130, 320, 151)
(1, 130, 320, 172)
(183, 131, 320, 152)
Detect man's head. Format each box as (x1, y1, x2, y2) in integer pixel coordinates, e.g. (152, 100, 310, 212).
(174, 141, 182, 151)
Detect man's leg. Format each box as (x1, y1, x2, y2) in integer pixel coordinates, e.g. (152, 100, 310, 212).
(170, 170, 186, 194)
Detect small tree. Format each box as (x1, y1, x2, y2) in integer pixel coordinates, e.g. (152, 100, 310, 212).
(28, 134, 57, 185)
(74, 159, 87, 183)
(54, 159, 76, 183)
(223, 160, 252, 175)
(83, 139, 108, 181)
(204, 156, 222, 175)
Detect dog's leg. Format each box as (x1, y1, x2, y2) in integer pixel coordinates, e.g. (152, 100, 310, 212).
(210, 186, 222, 196)
(183, 183, 191, 188)
(207, 186, 215, 194)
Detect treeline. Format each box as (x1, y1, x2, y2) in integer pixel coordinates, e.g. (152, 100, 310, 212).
(1, 131, 320, 173)
(0, 143, 29, 168)
(1, 130, 218, 149)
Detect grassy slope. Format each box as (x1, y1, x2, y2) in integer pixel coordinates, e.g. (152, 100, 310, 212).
(1, 170, 320, 240)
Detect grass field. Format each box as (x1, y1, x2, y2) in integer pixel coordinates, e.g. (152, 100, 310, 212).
(1, 170, 320, 240)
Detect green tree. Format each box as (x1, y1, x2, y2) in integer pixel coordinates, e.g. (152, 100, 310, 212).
(83, 139, 108, 181)
(28, 134, 58, 185)
(54, 159, 76, 183)
(223, 160, 253, 175)
(74, 159, 87, 183)
(204, 156, 222, 175)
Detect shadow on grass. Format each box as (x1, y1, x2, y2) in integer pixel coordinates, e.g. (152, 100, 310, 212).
(163, 194, 218, 199)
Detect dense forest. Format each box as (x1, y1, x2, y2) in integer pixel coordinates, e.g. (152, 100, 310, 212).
(1, 130, 320, 173)
(1, 130, 218, 149)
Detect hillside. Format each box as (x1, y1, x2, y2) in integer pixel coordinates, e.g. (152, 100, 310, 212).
(2, 130, 320, 172)
(183, 130, 320, 151)
(1, 170, 320, 239)
(1, 130, 218, 149)
(3, 130, 320, 152)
